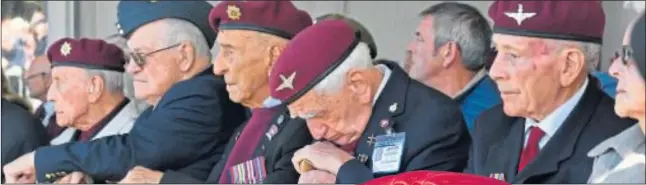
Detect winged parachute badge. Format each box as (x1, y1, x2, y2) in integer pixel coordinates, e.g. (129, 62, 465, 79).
(504, 4, 536, 26)
(276, 71, 296, 91)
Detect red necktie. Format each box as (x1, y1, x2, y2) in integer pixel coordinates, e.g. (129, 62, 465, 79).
(517, 126, 545, 172)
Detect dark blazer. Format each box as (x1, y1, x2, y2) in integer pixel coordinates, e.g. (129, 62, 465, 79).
(335, 61, 471, 184)
(33, 67, 247, 182)
(160, 106, 313, 184)
(1, 99, 50, 182)
(465, 77, 635, 184)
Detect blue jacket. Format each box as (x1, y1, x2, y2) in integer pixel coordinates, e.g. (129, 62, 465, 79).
(592, 72, 617, 98)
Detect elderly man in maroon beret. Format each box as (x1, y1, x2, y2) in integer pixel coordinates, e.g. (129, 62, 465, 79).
(267, 20, 471, 184)
(42, 38, 138, 147)
(117, 1, 314, 184)
(465, 1, 635, 184)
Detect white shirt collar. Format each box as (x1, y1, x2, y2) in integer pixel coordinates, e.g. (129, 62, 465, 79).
(372, 64, 392, 105)
(43, 101, 55, 115)
(525, 78, 589, 137)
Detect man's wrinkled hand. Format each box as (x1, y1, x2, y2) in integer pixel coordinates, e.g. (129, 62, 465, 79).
(298, 170, 336, 184)
(118, 166, 163, 184)
(3, 151, 36, 183)
(54, 172, 88, 184)
(292, 141, 354, 175)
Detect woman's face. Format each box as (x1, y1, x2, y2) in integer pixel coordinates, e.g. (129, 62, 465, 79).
(609, 51, 645, 120)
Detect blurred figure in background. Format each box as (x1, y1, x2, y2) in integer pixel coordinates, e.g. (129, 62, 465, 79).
(24, 55, 66, 139)
(408, 2, 501, 131)
(2, 68, 32, 111)
(1, 69, 49, 183)
(588, 13, 645, 184)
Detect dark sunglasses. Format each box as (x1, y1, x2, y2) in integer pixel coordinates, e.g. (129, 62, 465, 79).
(127, 44, 180, 67)
(612, 45, 634, 65)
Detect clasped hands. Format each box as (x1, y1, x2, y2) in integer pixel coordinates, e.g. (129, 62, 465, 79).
(2, 151, 162, 184)
(291, 141, 355, 184)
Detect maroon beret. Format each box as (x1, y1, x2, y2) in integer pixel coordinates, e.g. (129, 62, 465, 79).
(268, 20, 360, 105)
(209, 1, 312, 39)
(489, 1, 605, 44)
(47, 37, 126, 72)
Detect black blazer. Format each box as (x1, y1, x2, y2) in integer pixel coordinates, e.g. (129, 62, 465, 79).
(160, 106, 313, 184)
(33, 67, 248, 182)
(465, 77, 635, 183)
(1, 99, 49, 182)
(335, 61, 471, 184)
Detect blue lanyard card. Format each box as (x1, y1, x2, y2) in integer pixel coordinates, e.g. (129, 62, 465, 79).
(371, 132, 406, 174)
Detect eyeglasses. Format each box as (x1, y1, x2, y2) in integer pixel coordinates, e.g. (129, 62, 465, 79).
(127, 44, 180, 67)
(613, 45, 634, 65)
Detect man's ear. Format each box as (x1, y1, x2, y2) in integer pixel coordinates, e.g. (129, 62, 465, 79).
(87, 75, 104, 103)
(441, 42, 458, 68)
(178, 40, 196, 72)
(346, 69, 372, 104)
(559, 48, 585, 86)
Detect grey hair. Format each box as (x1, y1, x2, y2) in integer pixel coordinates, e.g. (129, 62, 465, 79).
(548, 40, 602, 72)
(157, 18, 212, 61)
(86, 69, 124, 94)
(313, 42, 373, 95)
(420, 2, 492, 71)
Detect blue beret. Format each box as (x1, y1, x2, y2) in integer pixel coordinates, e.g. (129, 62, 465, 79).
(116, 0, 216, 48)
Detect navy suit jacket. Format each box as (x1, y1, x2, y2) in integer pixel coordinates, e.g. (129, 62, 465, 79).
(465, 77, 634, 183)
(34, 67, 247, 182)
(335, 61, 471, 184)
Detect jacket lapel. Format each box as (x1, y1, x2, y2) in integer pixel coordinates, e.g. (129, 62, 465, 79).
(355, 62, 409, 172)
(513, 78, 602, 183)
(483, 117, 524, 182)
(93, 101, 139, 139)
(260, 107, 291, 169)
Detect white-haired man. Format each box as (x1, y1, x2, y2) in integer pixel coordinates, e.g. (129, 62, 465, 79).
(465, 1, 634, 183)
(42, 38, 138, 146)
(266, 20, 471, 184)
(2, 1, 247, 183)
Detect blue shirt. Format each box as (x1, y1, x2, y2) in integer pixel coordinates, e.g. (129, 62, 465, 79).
(593, 72, 617, 98)
(456, 74, 501, 131)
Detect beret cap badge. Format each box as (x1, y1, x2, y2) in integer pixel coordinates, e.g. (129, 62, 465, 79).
(227, 5, 241, 20)
(276, 71, 296, 91)
(60, 42, 72, 57)
(504, 4, 536, 26)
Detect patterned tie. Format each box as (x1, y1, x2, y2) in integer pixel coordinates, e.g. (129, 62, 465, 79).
(517, 126, 545, 172)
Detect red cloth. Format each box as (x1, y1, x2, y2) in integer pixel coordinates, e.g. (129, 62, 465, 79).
(517, 126, 545, 172)
(218, 108, 278, 184)
(361, 171, 510, 185)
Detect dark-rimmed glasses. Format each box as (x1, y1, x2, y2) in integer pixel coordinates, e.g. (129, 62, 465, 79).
(24, 72, 47, 81)
(613, 45, 634, 65)
(127, 44, 180, 67)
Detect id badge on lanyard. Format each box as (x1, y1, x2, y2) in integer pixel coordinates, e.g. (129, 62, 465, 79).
(371, 132, 406, 174)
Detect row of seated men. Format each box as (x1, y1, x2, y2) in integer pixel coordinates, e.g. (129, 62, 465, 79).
(2, 0, 644, 184)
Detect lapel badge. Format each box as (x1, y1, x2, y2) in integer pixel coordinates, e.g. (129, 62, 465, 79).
(60, 42, 72, 56)
(234, 132, 241, 141)
(276, 114, 284, 125)
(276, 72, 296, 91)
(367, 134, 376, 146)
(504, 4, 536, 26)
(489, 173, 505, 181)
(358, 154, 369, 163)
(227, 5, 242, 20)
(388, 102, 398, 113)
(265, 124, 278, 140)
(379, 119, 390, 128)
